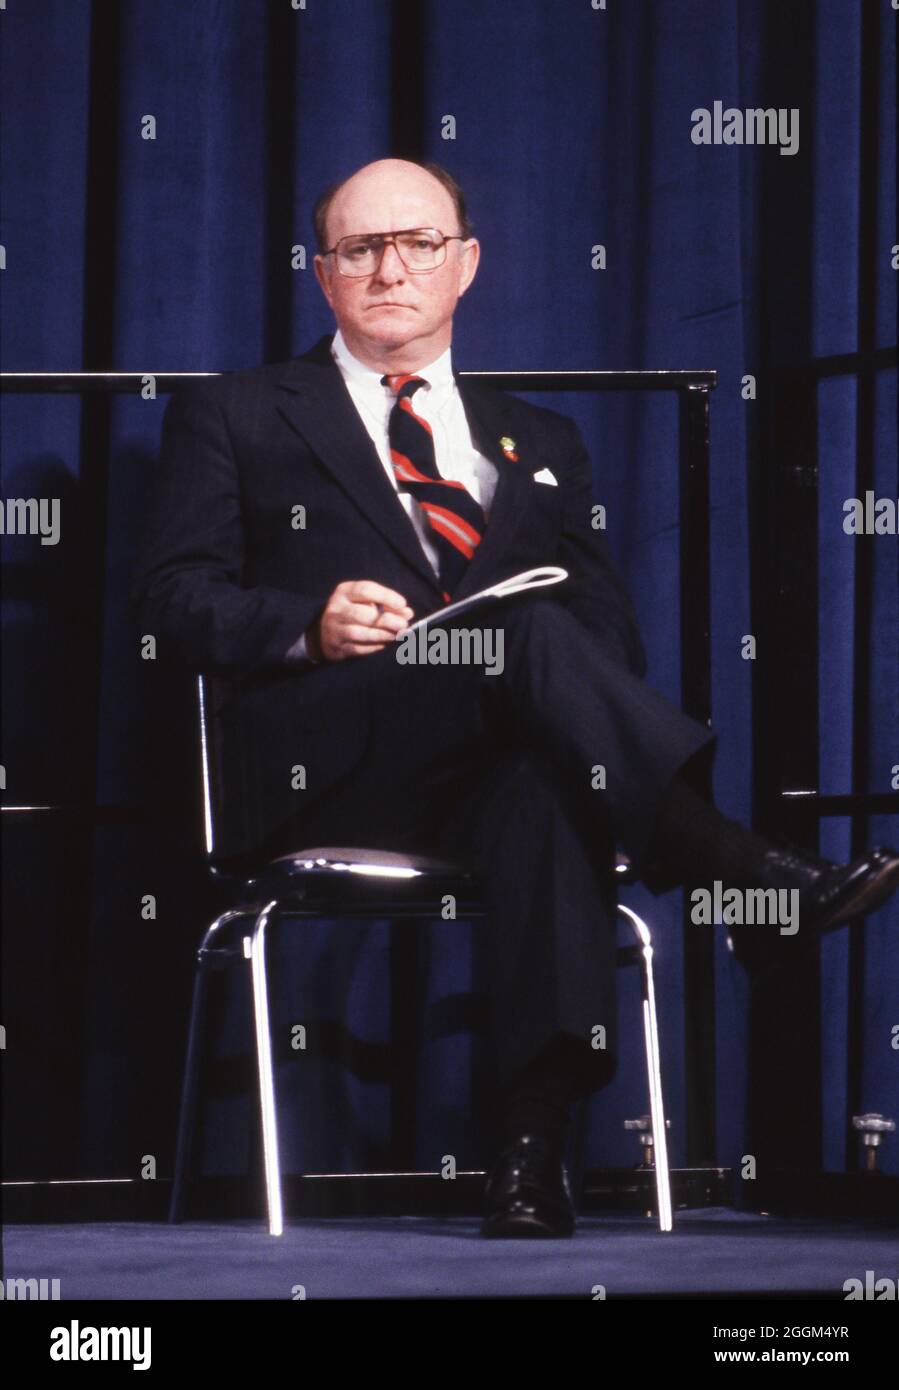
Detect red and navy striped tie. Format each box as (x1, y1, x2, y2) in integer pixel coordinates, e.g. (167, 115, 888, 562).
(382, 373, 485, 600)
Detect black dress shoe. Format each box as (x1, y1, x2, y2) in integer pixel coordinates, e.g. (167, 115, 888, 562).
(728, 845, 899, 978)
(480, 1134, 575, 1239)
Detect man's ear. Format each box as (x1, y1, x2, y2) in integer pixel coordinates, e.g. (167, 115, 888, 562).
(457, 238, 480, 298)
(313, 254, 334, 308)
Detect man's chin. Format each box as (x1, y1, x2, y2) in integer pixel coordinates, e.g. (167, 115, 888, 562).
(360, 319, 423, 351)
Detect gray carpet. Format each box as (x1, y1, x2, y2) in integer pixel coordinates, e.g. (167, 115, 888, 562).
(5, 1209, 899, 1298)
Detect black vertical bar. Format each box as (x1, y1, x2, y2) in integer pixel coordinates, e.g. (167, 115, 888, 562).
(679, 387, 713, 729)
(387, 0, 428, 1163)
(844, 0, 881, 1173)
(265, 2, 297, 363)
(58, 0, 123, 1174)
(751, 372, 823, 1172)
(389, 1, 427, 161)
(679, 385, 716, 1165)
(749, 0, 822, 1175)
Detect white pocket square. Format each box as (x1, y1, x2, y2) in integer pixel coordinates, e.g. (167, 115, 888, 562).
(532, 468, 558, 487)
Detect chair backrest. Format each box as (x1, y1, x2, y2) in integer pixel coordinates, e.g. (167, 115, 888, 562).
(196, 674, 215, 859)
(196, 672, 235, 872)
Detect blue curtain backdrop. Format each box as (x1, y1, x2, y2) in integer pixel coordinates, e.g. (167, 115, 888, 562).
(1, 0, 896, 1189)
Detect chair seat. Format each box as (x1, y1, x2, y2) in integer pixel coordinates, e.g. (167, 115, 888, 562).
(269, 846, 474, 877)
(250, 847, 630, 900)
(244, 846, 484, 913)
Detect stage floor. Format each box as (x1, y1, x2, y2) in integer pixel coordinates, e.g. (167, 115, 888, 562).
(4, 1207, 899, 1299)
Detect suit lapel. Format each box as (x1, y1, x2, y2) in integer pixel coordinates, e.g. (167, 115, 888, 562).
(275, 339, 442, 593)
(451, 373, 533, 600)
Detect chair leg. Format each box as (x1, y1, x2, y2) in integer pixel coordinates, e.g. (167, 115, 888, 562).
(247, 900, 284, 1237)
(169, 908, 248, 1224)
(640, 942, 674, 1233)
(617, 904, 674, 1233)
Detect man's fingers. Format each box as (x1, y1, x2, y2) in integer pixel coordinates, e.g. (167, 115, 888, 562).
(373, 610, 408, 634)
(345, 580, 411, 614)
(337, 601, 406, 632)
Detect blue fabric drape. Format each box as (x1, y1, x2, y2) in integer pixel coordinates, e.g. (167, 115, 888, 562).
(1, 0, 895, 1185)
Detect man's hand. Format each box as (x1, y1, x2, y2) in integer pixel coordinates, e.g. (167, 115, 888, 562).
(306, 581, 414, 662)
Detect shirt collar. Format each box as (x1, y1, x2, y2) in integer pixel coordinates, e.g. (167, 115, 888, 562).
(330, 327, 455, 401)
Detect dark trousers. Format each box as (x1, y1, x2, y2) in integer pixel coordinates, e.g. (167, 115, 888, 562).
(264, 596, 716, 1089)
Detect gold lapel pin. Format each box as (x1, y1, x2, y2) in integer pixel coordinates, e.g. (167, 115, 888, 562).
(499, 435, 519, 461)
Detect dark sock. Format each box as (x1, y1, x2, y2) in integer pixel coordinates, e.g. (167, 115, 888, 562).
(501, 1034, 615, 1149)
(503, 1079, 572, 1151)
(645, 774, 774, 892)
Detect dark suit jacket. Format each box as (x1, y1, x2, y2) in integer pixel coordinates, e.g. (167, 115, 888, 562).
(132, 333, 647, 859)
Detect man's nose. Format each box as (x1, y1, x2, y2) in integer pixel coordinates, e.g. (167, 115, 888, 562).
(373, 241, 406, 282)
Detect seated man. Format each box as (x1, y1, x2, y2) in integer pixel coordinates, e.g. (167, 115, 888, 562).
(132, 157, 899, 1239)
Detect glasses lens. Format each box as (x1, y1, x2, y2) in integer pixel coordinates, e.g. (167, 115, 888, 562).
(335, 230, 446, 275)
(396, 230, 444, 268)
(337, 236, 379, 275)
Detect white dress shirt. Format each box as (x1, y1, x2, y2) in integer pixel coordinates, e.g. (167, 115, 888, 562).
(286, 328, 499, 662)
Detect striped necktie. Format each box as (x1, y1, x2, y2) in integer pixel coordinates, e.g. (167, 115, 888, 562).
(381, 372, 485, 600)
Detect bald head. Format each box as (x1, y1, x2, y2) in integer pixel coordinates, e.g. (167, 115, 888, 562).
(314, 159, 470, 254)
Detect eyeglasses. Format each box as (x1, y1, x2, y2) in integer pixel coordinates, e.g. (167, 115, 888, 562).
(322, 227, 466, 277)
